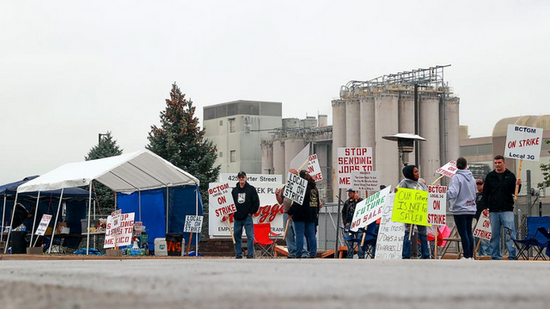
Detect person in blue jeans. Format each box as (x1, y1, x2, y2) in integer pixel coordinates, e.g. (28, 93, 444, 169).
(397, 165, 430, 259)
(482, 155, 521, 260)
(447, 157, 477, 260)
(474, 178, 490, 256)
(288, 170, 319, 258)
(231, 171, 260, 259)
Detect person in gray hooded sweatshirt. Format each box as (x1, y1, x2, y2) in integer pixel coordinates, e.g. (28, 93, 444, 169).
(447, 157, 477, 260)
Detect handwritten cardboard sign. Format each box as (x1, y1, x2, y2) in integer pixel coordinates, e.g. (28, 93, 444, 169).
(427, 185, 447, 226)
(351, 171, 380, 191)
(184, 215, 204, 233)
(504, 124, 544, 161)
(374, 193, 404, 259)
(337, 147, 373, 188)
(350, 186, 391, 232)
(391, 188, 430, 226)
(209, 183, 237, 220)
(473, 212, 492, 240)
(436, 160, 457, 178)
(104, 212, 135, 248)
(283, 172, 307, 205)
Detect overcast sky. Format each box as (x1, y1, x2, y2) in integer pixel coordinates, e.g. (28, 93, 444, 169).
(1, 0, 549, 184)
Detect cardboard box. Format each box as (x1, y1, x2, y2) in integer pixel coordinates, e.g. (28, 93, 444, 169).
(26, 247, 43, 255)
(106, 249, 123, 257)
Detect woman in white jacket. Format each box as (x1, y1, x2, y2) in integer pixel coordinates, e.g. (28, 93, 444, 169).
(447, 157, 477, 260)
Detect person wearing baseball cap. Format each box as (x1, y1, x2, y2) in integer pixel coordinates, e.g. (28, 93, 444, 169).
(231, 171, 260, 259)
(341, 188, 364, 258)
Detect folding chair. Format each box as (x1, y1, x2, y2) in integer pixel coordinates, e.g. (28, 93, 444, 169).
(361, 223, 379, 259)
(342, 226, 363, 258)
(505, 216, 550, 260)
(536, 227, 550, 260)
(253, 223, 279, 258)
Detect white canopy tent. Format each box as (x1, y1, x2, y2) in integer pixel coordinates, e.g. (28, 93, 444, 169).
(6, 149, 200, 255)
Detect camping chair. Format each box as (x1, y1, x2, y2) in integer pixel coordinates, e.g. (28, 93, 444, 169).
(537, 227, 550, 261)
(361, 223, 379, 259)
(253, 223, 279, 258)
(342, 226, 363, 258)
(505, 216, 550, 260)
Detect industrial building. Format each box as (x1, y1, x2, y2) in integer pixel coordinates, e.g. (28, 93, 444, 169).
(203, 100, 282, 174)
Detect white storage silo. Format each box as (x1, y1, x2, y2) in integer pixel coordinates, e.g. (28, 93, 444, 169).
(398, 93, 417, 166)
(261, 141, 274, 174)
(420, 95, 441, 184)
(273, 139, 285, 178)
(375, 93, 400, 187)
(360, 96, 375, 148)
(332, 99, 347, 200)
(444, 97, 460, 164)
(346, 99, 361, 147)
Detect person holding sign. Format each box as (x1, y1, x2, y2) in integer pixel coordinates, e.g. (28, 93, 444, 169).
(397, 165, 430, 259)
(474, 178, 490, 256)
(342, 189, 365, 259)
(276, 170, 297, 258)
(288, 170, 319, 258)
(231, 171, 260, 259)
(447, 157, 477, 260)
(482, 155, 521, 260)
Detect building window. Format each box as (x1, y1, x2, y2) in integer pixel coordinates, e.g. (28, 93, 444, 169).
(230, 150, 236, 163)
(219, 152, 223, 158)
(219, 120, 223, 126)
(228, 118, 236, 133)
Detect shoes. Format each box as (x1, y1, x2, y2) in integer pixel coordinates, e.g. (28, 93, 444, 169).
(460, 257, 473, 260)
(236, 256, 242, 259)
(287, 256, 296, 259)
(246, 256, 254, 259)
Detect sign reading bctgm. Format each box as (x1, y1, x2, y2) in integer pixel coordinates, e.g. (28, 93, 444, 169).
(337, 147, 373, 189)
(209, 183, 237, 220)
(505, 125, 544, 161)
(427, 185, 447, 226)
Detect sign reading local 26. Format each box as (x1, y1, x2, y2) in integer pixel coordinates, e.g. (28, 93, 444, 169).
(337, 147, 373, 189)
(505, 125, 544, 161)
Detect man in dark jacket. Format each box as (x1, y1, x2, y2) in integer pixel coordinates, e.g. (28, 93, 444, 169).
(474, 178, 489, 256)
(341, 189, 365, 258)
(231, 171, 260, 259)
(482, 155, 521, 260)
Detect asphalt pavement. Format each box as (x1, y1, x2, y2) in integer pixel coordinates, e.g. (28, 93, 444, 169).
(0, 257, 549, 309)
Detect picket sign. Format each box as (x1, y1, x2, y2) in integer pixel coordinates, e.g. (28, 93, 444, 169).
(337, 147, 373, 189)
(504, 124, 544, 200)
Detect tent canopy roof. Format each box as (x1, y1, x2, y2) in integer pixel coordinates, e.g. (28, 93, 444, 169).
(17, 149, 199, 193)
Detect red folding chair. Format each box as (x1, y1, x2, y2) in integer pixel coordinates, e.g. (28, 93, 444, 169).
(253, 223, 279, 258)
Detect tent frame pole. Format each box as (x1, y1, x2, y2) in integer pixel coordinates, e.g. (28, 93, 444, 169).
(87, 184, 92, 255)
(1, 195, 6, 241)
(29, 191, 41, 248)
(195, 186, 199, 255)
(138, 189, 142, 222)
(48, 188, 64, 254)
(166, 186, 169, 234)
(4, 193, 19, 254)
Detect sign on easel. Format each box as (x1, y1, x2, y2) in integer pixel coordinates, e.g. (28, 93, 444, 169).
(184, 215, 203, 233)
(427, 185, 447, 226)
(391, 188, 430, 226)
(208, 183, 237, 219)
(473, 212, 492, 240)
(350, 186, 391, 232)
(283, 172, 307, 205)
(337, 147, 373, 188)
(307, 154, 323, 181)
(35, 214, 52, 236)
(374, 193, 404, 259)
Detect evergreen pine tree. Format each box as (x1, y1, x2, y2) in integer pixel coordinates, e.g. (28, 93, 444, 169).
(147, 82, 220, 198)
(85, 132, 123, 215)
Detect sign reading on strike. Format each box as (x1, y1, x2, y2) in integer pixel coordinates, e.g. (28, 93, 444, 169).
(337, 147, 373, 188)
(350, 186, 391, 232)
(35, 214, 52, 236)
(391, 188, 430, 226)
(473, 212, 492, 240)
(184, 215, 204, 233)
(351, 171, 380, 191)
(283, 172, 308, 205)
(209, 182, 237, 220)
(375, 193, 404, 259)
(307, 154, 323, 181)
(427, 185, 447, 226)
(505, 124, 544, 161)
(436, 160, 457, 178)
(104, 212, 135, 248)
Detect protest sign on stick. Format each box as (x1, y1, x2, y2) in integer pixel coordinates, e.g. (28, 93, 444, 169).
(35, 214, 52, 236)
(209, 183, 236, 243)
(391, 188, 430, 227)
(337, 147, 373, 189)
(504, 124, 544, 199)
(427, 185, 447, 259)
(283, 172, 308, 205)
(307, 154, 323, 181)
(350, 186, 391, 232)
(104, 212, 135, 249)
